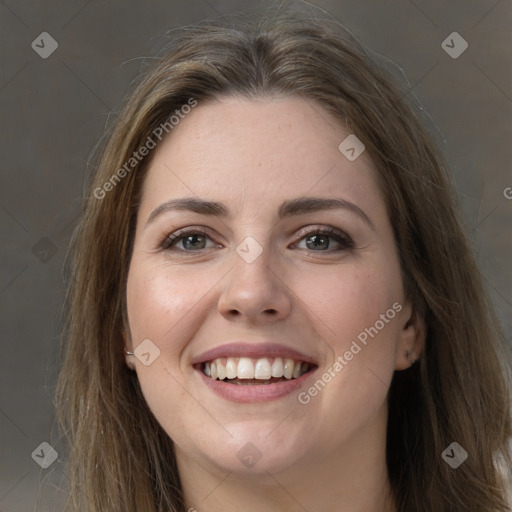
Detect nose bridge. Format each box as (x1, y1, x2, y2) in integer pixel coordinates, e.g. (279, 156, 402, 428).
(235, 234, 266, 266)
(231, 233, 276, 292)
(217, 232, 291, 320)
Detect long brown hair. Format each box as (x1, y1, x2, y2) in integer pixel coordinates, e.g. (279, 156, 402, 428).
(56, 3, 512, 511)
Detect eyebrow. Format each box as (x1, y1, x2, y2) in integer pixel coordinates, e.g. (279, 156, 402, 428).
(145, 196, 374, 230)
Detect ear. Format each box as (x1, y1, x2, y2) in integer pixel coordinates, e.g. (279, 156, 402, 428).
(395, 299, 426, 371)
(122, 329, 136, 371)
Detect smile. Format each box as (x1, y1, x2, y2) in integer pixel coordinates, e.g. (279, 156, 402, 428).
(193, 341, 318, 402)
(203, 357, 311, 384)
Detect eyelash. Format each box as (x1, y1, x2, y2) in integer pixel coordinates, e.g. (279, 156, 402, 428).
(160, 226, 354, 255)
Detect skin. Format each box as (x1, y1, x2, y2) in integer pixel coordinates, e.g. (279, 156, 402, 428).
(125, 95, 424, 512)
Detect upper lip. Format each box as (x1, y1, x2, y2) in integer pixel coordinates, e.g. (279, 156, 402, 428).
(191, 342, 319, 366)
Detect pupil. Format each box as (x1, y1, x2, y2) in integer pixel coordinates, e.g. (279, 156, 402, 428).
(184, 235, 205, 249)
(306, 234, 329, 250)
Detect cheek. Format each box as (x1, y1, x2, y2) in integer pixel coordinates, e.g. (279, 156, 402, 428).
(125, 263, 211, 441)
(290, 262, 402, 425)
(292, 262, 403, 353)
(126, 262, 208, 348)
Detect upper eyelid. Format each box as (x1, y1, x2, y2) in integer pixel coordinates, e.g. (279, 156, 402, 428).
(293, 225, 349, 239)
(161, 226, 219, 248)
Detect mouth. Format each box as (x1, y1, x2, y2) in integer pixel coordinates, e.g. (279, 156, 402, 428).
(201, 356, 314, 385)
(192, 342, 318, 403)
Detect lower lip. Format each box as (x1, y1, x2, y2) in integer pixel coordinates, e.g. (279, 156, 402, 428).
(196, 368, 316, 403)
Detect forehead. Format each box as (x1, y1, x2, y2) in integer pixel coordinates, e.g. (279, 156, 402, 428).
(139, 95, 382, 217)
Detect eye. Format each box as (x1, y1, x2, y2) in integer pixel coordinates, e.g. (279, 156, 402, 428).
(161, 228, 220, 252)
(160, 226, 353, 254)
(293, 227, 354, 252)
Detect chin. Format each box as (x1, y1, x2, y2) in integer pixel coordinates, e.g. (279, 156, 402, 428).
(187, 420, 314, 476)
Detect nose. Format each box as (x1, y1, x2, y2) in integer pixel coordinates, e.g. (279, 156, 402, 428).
(217, 247, 292, 324)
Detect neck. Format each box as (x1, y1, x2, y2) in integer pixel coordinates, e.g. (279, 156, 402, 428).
(177, 406, 395, 512)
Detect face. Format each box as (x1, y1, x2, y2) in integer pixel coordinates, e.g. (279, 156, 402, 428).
(125, 95, 420, 477)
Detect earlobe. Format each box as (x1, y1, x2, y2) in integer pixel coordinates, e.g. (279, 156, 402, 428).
(122, 328, 136, 370)
(124, 347, 136, 370)
(395, 304, 426, 371)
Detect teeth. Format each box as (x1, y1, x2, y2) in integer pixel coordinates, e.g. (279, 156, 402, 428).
(210, 362, 218, 379)
(283, 358, 294, 379)
(237, 357, 254, 379)
(271, 358, 283, 377)
(225, 358, 237, 379)
(202, 356, 311, 381)
(254, 359, 272, 379)
(217, 361, 226, 380)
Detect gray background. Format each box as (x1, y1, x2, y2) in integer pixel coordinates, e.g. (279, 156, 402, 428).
(0, 1, 511, 510)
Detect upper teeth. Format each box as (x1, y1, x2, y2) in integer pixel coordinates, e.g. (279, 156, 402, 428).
(203, 357, 309, 380)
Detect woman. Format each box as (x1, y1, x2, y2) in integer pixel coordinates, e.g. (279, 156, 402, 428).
(56, 4, 512, 511)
